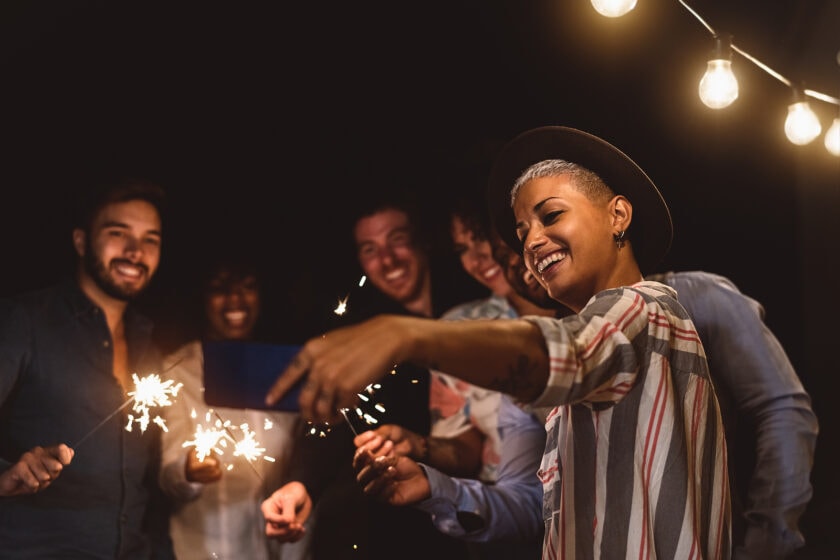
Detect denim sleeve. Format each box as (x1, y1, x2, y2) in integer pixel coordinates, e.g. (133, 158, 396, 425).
(670, 272, 818, 558)
(414, 400, 545, 542)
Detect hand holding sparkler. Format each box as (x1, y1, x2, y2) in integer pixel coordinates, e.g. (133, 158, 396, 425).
(181, 410, 271, 481)
(0, 444, 75, 497)
(185, 448, 223, 484)
(352, 437, 431, 507)
(261, 481, 312, 543)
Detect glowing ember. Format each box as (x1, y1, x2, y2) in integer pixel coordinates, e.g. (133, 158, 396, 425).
(334, 296, 349, 316)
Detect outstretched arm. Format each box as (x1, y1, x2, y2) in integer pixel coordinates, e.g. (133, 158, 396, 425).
(265, 314, 550, 424)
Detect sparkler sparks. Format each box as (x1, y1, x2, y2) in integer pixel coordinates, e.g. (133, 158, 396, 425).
(313, 275, 397, 438)
(308, 382, 386, 438)
(334, 296, 349, 316)
(73, 372, 183, 448)
(333, 275, 367, 316)
(231, 424, 266, 463)
(125, 373, 184, 433)
(182, 409, 275, 479)
(184, 422, 227, 462)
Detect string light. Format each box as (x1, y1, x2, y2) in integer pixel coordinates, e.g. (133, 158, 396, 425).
(698, 33, 739, 109)
(785, 88, 822, 145)
(591, 0, 637, 18)
(592, 1, 840, 156)
(825, 116, 840, 156)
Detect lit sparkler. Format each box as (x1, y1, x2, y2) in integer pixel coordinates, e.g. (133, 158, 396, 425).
(183, 422, 227, 462)
(311, 275, 395, 438)
(182, 409, 274, 480)
(231, 423, 266, 463)
(73, 372, 183, 448)
(333, 275, 366, 316)
(333, 295, 349, 316)
(125, 373, 184, 433)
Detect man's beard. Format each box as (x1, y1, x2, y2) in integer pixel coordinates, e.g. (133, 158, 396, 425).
(83, 242, 149, 302)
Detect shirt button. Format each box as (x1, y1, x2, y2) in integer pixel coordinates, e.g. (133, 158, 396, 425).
(103, 340, 110, 348)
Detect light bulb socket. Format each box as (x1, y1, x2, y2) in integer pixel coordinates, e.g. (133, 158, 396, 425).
(711, 33, 733, 61)
(790, 86, 808, 104)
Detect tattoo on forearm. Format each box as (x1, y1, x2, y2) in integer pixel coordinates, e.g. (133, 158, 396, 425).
(425, 352, 542, 401)
(490, 353, 540, 399)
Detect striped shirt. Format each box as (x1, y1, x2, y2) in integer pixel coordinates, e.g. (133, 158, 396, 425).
(525, 281, 731, 559)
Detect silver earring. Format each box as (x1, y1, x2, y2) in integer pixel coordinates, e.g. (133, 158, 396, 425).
(614, 230, 626, 249)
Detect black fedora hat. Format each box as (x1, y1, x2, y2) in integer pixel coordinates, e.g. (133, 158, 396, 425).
(486, 126, 672, 275)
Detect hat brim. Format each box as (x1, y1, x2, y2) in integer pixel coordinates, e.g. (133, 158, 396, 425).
(486, 126, 672, 275)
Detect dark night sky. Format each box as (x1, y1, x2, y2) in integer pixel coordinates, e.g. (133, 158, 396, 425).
(1, 1, 839, 554)
(2, 0, 837, 355)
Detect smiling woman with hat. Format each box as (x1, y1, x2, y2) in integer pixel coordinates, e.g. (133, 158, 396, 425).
(263, 126, 732, 559)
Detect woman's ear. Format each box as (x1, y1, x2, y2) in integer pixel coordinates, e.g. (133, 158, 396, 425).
(72, 228, 86, 258)
(610, 195, 632, 233)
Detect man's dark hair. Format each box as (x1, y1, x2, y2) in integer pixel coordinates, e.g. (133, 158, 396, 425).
(73, 176, 167, 232)
(346, 186, 432, 255)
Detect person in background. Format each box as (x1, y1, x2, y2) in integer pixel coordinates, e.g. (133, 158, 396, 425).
(349, 195, 553, 559)
(644, 270, 817, 559)
(266, 126, 732, 558)
(275, 189, 471, 559)
(0, 177, 174, 558)
(159, 253, 304, 559)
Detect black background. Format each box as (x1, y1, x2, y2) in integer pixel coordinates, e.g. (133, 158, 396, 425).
(1, 1, 838, 556)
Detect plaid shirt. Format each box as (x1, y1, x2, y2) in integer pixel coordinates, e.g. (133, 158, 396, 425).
(526, 281, 731, 559)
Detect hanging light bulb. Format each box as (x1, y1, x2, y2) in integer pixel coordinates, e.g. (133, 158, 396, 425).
(591, 0, 637, 18)
(698, 33, 739, 109)
(825, 117, 840, 156)
(784, 88, 822, 145)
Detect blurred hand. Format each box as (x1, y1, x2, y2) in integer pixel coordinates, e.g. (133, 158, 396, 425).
(264, 315, 416, 423)
(353, 436, 431, 506)
(185, 448, 222, 484)
(353, 425, 426, 461)
(261, 481, 312, 542)
(0, 444, 74, 496)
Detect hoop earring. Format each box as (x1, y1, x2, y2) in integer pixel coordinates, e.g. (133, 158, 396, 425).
(614, 230, 626, 249)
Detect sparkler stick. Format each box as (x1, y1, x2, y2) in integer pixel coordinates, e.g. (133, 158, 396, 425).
(72, 398, 136, 448)
(305, 275, 387, 439)
(339, 408, 359, 436)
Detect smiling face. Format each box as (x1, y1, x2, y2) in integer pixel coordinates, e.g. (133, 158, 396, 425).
(203, 267, 261, 341)
(354, 207, 431, 314)
(450, 214, 511, 297)
(490, 231, 556, 310)
(512, 173, 634, 312)
(74, 199, 162, 303)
